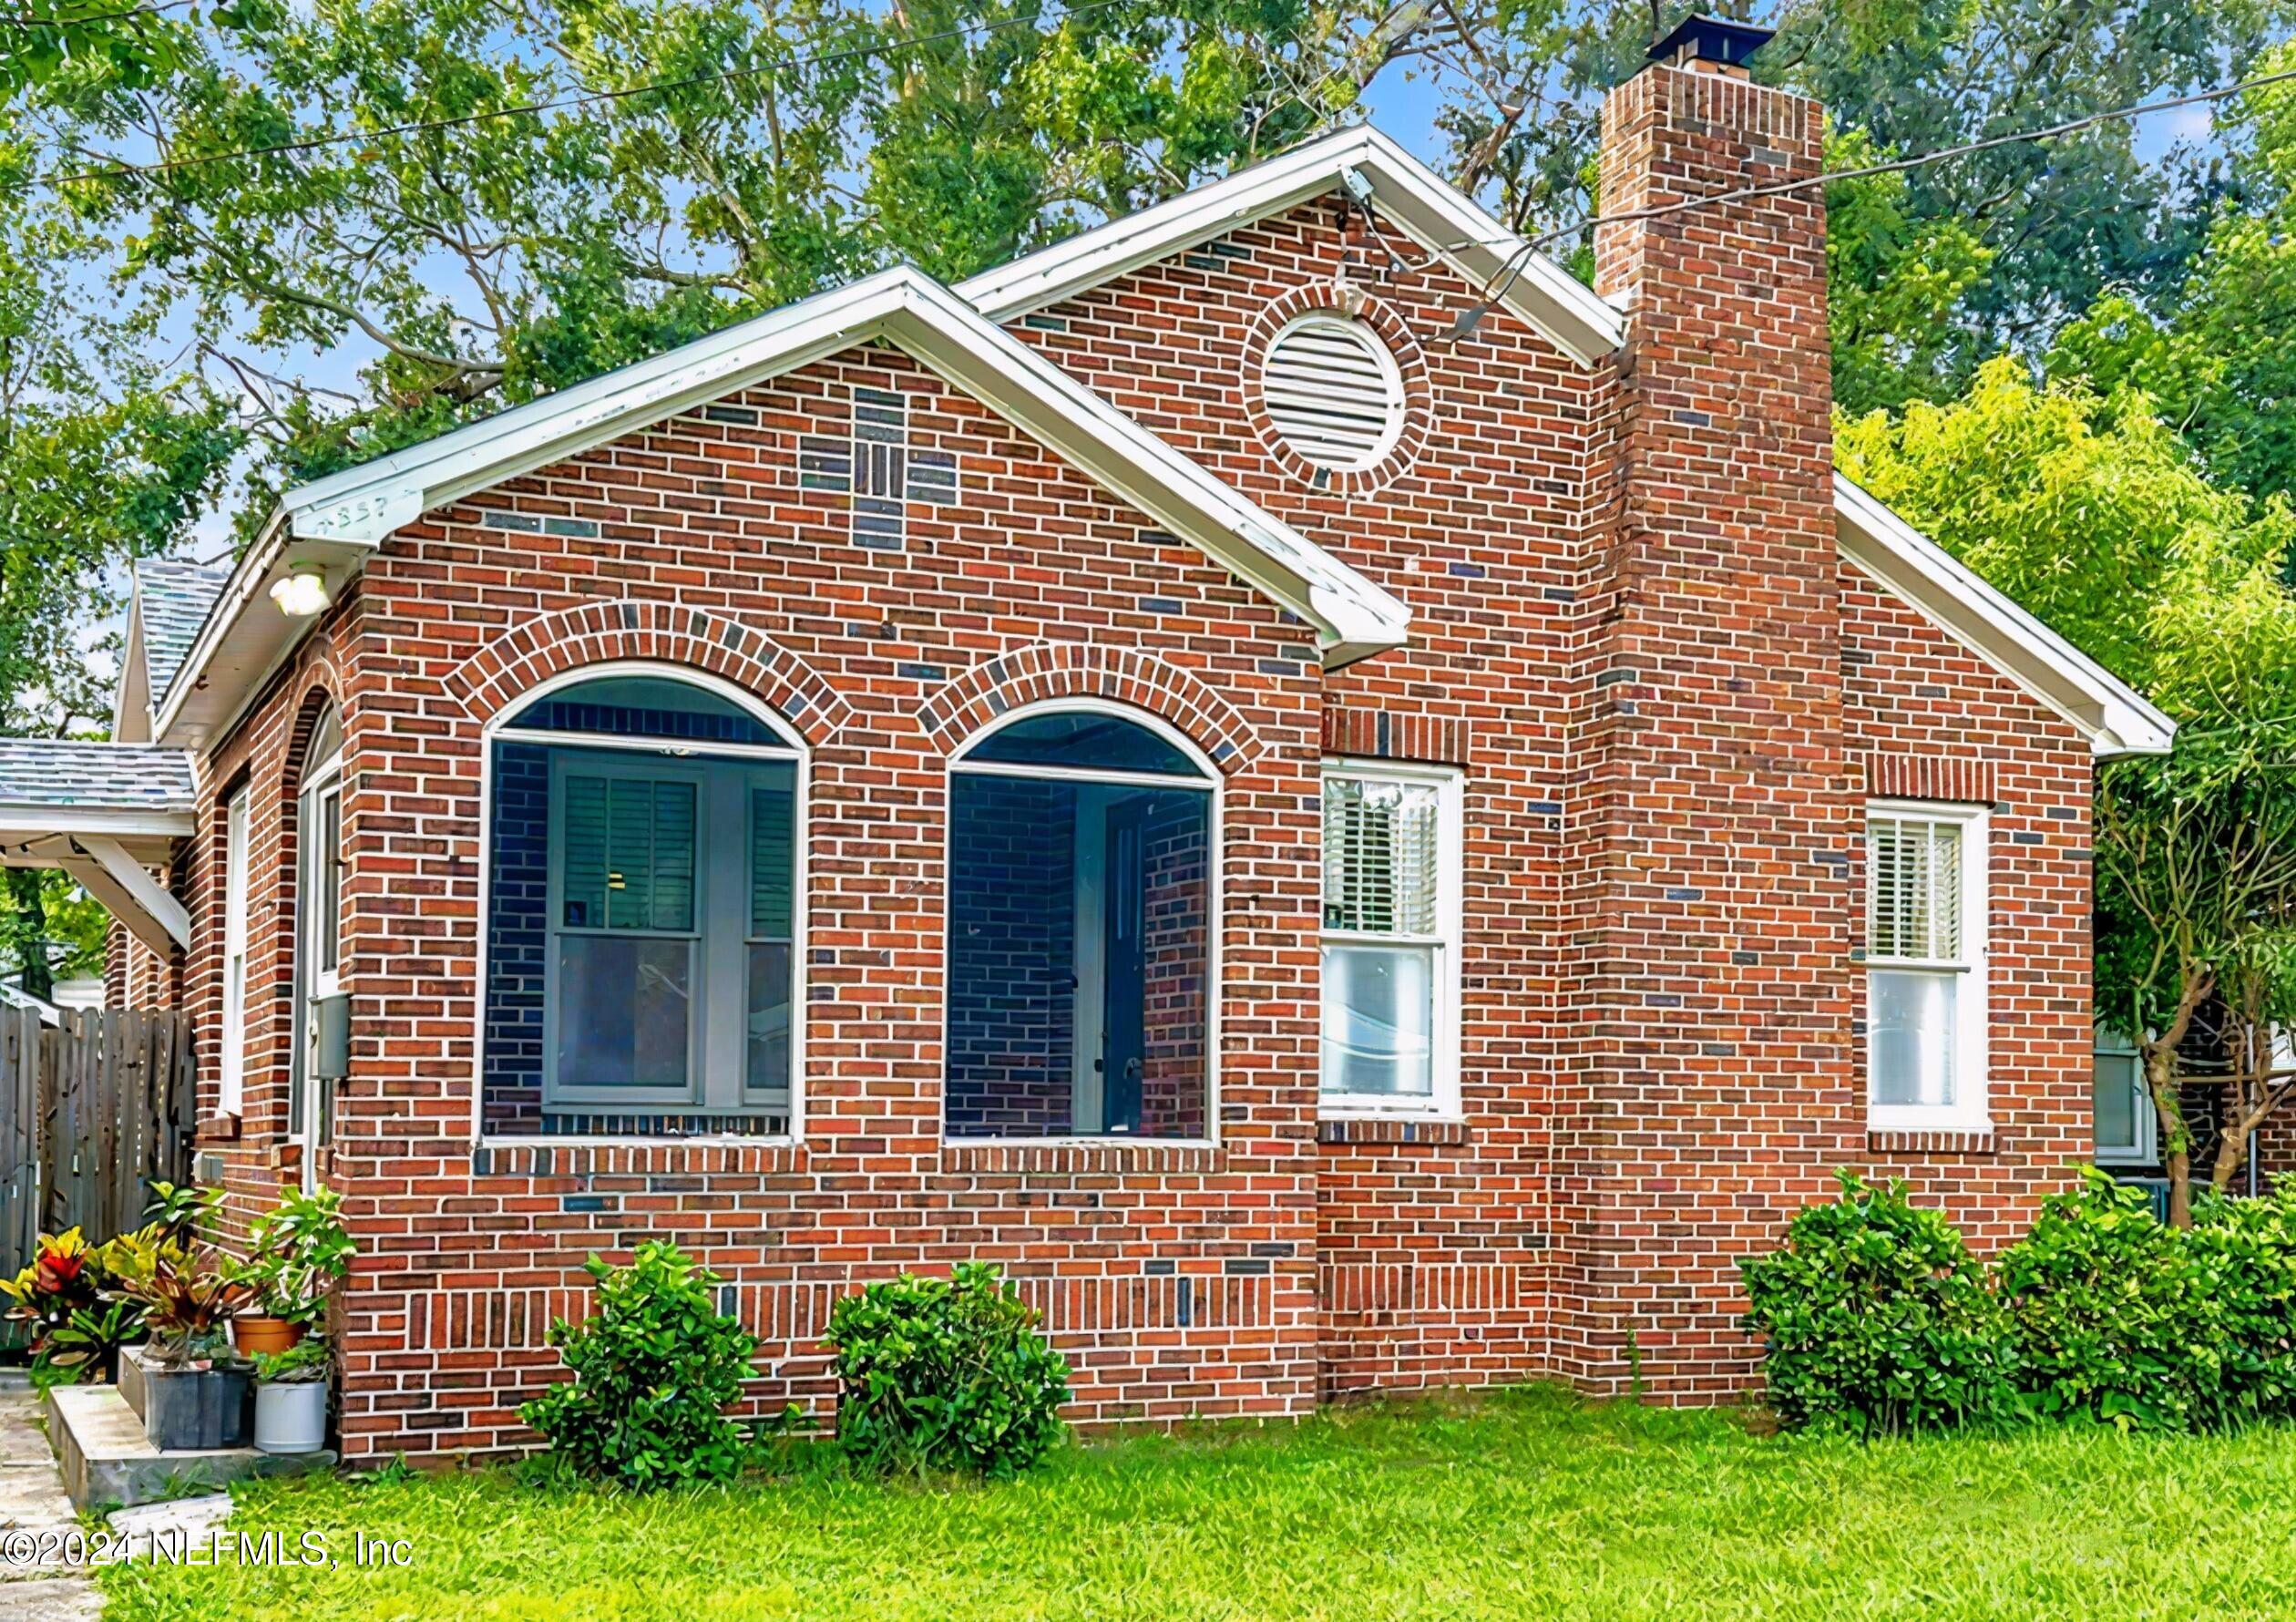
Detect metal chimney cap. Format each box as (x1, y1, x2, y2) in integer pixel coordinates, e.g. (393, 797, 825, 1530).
(1647, 14, 1776, 68)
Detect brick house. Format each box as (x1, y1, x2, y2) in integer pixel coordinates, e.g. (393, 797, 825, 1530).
(0, 26, 2181, 1459)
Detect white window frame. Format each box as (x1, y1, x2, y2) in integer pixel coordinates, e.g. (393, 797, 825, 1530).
(1317, 757, 1464, 1122)
(1865, 797, 1990, 1134)
(218, 788, 250, 1118)
(472, 662, 809, 1145)
(2091, 1029, 2157, 1165)
(289, 711, 343, 1179)
(943, 696, 1222, 1148)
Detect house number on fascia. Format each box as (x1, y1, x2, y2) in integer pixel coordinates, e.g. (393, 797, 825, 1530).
(307, 493, 393, 536)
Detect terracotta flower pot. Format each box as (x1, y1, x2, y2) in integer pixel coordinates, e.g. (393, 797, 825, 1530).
(232, 1315, 303, 1356)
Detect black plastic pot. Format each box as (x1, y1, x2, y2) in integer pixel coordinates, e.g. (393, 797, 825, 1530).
(140, 1359, 252, 1451)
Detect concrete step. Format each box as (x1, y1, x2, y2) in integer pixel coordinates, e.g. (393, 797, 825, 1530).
(42, 1384, 333, 1512)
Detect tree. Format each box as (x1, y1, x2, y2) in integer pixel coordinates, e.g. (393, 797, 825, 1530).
(1839, 360, 2296, 1223)
(2048, 44, 2296, 516)
(0, 128, 237, 992)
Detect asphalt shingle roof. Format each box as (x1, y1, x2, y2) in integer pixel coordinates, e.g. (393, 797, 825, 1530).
(135, 559, 231, 704)
(0, 740, 197, 814)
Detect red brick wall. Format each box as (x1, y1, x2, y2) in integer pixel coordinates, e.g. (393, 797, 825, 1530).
(142, 62, 2110, 1453)
(317, 345, 1325, 1458)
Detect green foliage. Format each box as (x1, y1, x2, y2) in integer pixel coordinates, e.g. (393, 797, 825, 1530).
(1823, 127, 1994, 416)
(1995, 1173, 2216, 1431)
(234, 1185, 354, 1329)
(1738, 1171, 2014, 1436)
(249, 1339, 331, 1384)
(518, 1241, 759, 1491)
(142, 1181, 222, 1248)
(824, 1262, 1069, 1477)
(117, 1247, 255, 1366)
(95, 1386, 2296, 1619)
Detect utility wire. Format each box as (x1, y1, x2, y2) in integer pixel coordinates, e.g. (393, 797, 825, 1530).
(1443, 61, 2296, 340)
(33, 0, 1138, 188)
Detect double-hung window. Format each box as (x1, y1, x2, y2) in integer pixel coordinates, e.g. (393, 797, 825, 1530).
(483, 671, 804, 1138)
(1865, 800, 1988, 1132)
(1319, 761, 1461, 1116)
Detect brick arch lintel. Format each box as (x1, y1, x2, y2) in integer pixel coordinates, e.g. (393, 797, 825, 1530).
(916, 642, 1265, 776)
(441, 599, 854, 748)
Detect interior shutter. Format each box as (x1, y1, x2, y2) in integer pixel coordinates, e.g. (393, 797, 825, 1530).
(1868, 816, 1960, 960)
(1324, 776, 1440, 935)
(750, 785, 794, 939)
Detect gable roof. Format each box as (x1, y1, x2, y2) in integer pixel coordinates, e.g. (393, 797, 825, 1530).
(1835, 475, 2174, 757)
(150, 120, 2172, 762)
(137, 559, 233, 703)
(958, 125, 1626, 368)
(277, 266, 1406, 649)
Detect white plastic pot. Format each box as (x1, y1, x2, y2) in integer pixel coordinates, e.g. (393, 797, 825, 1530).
(252, 1379, 329, 1454)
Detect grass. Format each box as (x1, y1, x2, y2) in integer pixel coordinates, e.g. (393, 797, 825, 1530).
(97, 1385, 2296, 1621)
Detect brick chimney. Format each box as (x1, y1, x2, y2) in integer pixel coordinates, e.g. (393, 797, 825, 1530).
(1557, 24, 1857, 1395)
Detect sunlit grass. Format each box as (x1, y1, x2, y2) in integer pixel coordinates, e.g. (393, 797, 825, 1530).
(98, 1384, 2296, 1621)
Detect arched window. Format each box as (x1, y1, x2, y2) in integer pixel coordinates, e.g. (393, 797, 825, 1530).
(483, 667, 804, 1138)
(946, 703, 1215, 1142)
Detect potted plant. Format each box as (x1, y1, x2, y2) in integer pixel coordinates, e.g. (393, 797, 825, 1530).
(248, 1339, 331, 1454)
(0, 1228, 144, 1386)
(231, 1186, 354, 1355)
(118, 1247, 257, 1450)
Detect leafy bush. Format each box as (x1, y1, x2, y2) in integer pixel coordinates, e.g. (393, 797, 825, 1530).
(518, 1242, 759, 1490)
(235, 1185, 355, 1328)
(2187, 1185, 2296, 1426)
(824, 1263, 1069, 1477)
(1995, 1171, 2219, 1432)
(250, 1339, 332, 1384)
(1739, 1171, 2014, 1435)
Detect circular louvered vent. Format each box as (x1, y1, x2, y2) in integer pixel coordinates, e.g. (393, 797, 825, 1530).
(1260, 314, 1406, 471)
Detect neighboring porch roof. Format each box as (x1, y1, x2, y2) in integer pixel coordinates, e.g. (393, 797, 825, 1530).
(113, 559, 232, 744)
(0, 741, 198, 951)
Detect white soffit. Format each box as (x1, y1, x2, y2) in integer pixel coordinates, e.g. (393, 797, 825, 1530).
(1834, 474, 2175, 759)
(261, 268, 1408, 675)
(956, 125, 1626, 368)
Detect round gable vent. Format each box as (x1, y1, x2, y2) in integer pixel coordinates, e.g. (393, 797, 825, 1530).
(1259, 313, 1407, 472)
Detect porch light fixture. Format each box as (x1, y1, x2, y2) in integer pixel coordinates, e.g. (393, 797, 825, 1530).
(269, 565, 333, 618)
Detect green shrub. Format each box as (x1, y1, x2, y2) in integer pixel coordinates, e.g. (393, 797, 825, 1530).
(518, 1242, 759, 1490)
(2188, 1185, 2296, 1426)
(824, 1263, 1069, 1477)
(1740, 1170, 2014, 1435)
(1995, 1171, 2218, 1432)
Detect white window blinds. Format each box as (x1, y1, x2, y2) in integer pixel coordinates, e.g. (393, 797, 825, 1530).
(1323, 776, 1440, 936)
(1868, 816, 1963, 961)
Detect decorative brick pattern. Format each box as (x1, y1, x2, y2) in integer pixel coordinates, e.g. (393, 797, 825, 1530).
(1242, 280, 1434, 497)
(1863, 754, 1998, 805)
(1321, 705, 1471, 766)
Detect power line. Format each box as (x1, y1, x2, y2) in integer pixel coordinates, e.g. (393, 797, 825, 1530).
(35, 0, 1139, 189)
(1445, 61, 2296, 341)
(0, 0, 189, 25)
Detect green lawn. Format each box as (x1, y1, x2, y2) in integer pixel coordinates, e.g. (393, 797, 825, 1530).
(98, 1386, 2296, 1621)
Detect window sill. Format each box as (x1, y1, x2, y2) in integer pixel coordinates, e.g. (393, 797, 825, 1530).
(470, 1135, 801, 1178)
(940, 1139, 1222, 1175)
(1317, 1116, 1469, 1145)
(1867, 1125, 1996, 1155)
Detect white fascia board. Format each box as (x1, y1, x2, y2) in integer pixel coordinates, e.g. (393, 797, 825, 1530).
(260, 267, 1406, 677)
(957, 125, 1625, 368)
(887, 276, 1410, 662)
(1834, 473, 2176, 759)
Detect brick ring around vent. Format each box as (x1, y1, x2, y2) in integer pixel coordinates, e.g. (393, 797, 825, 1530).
(1245, 286, 1431, 497)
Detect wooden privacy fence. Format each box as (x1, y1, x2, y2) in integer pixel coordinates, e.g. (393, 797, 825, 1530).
(0, 1005, 195, 1288)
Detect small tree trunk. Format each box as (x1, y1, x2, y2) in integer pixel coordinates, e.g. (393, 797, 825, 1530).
(2145, 1041, 2194, 1229)
(2211, 1118, 2248, 1194)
